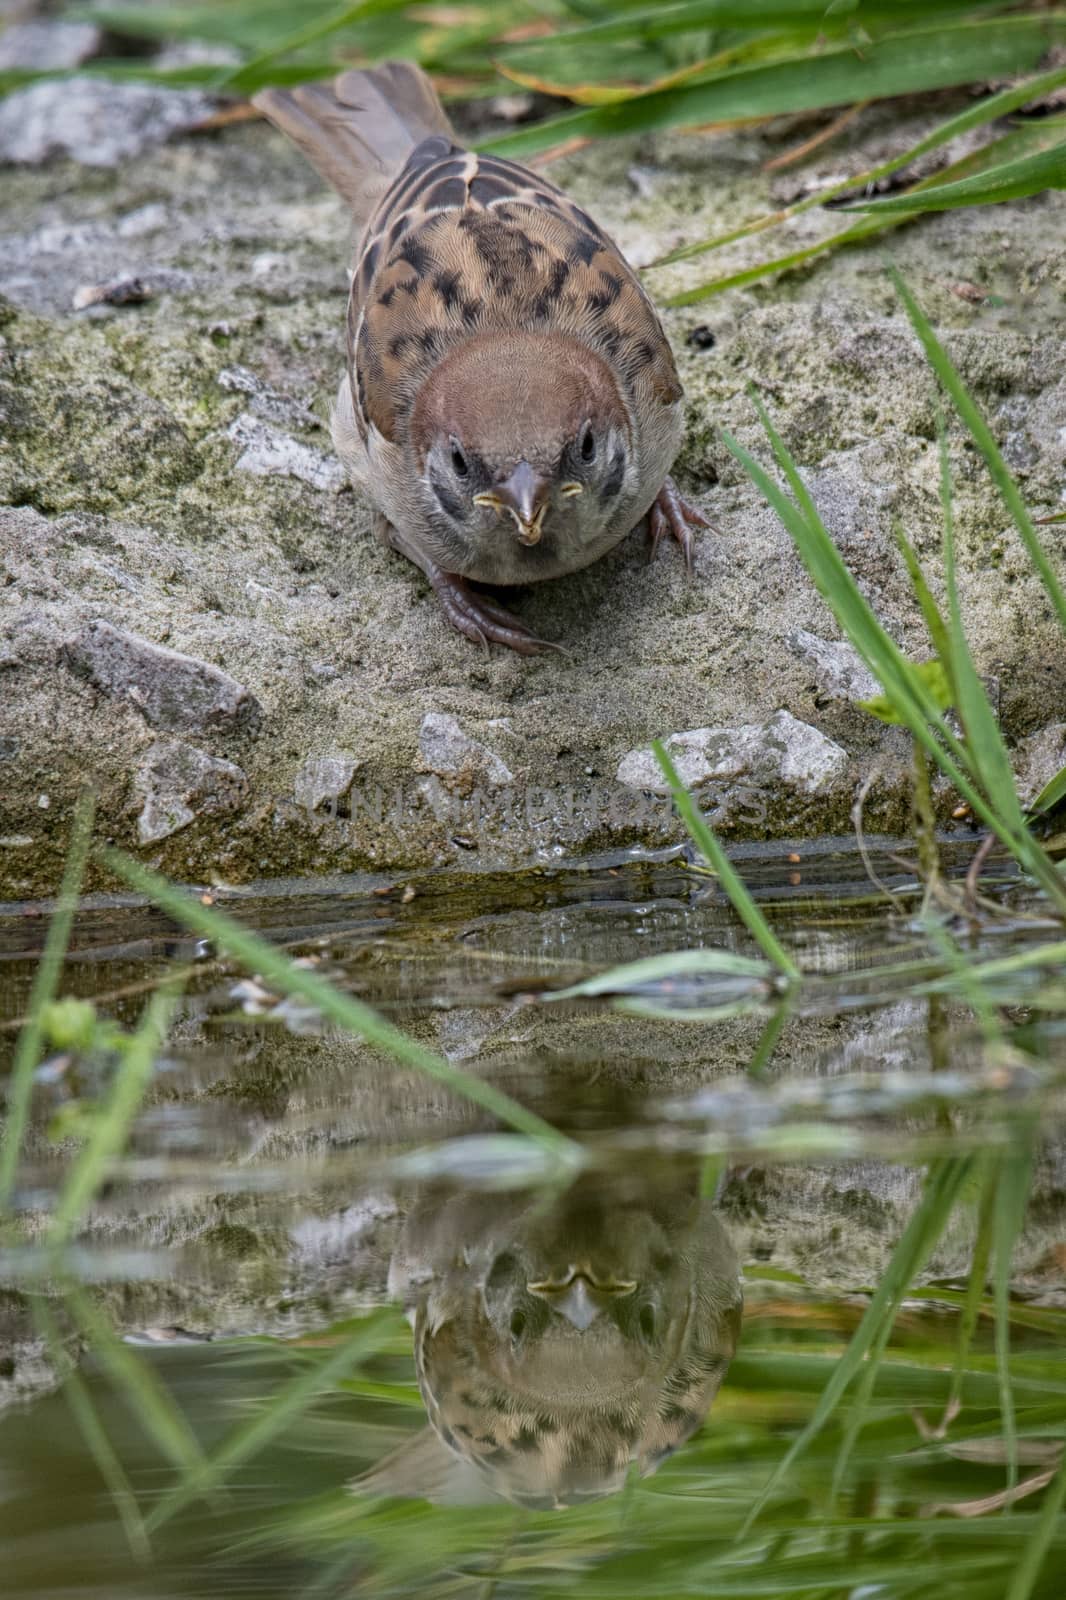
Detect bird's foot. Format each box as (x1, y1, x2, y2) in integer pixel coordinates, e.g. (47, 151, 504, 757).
(430, 570, 562, 656)
(648, 476, 713, 573)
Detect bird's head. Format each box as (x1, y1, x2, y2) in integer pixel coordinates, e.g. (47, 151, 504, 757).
(409, 331, 636, 582)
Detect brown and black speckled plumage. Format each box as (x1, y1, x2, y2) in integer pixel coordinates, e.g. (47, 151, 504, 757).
(254, 64, 707, 652)
(354, 1176, 742, 1510)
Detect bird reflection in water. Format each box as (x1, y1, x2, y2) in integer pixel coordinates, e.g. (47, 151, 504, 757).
(357, 1168, 742, 1510)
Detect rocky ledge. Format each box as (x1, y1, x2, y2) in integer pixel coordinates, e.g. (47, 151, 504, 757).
(1, 71, 1064, 898)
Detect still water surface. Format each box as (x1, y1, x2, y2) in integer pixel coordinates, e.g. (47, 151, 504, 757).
(1, 840, 1064, 1598)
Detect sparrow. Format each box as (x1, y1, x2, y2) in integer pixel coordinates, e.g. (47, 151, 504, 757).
(355, 1171, 742, 1509)
(253, 63, 709, 654)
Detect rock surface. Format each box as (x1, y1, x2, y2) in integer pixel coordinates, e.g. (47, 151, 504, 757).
(0, 78, 216, 167)
(61, 619, 262, 736)
(135, 738, 247, 843)
(0, 73, 1064, 896)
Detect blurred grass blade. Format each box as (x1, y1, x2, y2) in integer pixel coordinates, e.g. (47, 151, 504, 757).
(99, 848, 575, 1158)
(651, 61, 1066, 267)
(1007, 1455, 1066, 1600)
(741, 1156, 975, 1535)
(844, 134, 1066, 213)
(33, 1296, 150, 1563)
(502, 0, 1007, 61)
(47, 986, 179, 1243)
(0, 790, 94, 1212)
(890, 266, 1066, 635)
(651, 740, 800, 979)
(218, 0, 407, 94)
(66, 1286, 210, 1480)
(950, 1154, 999, 1417)
(995, 1146, 1036, 1500)
(937, 418, 1028, 834)
(483, 16, 1065, 158)
(146, 1310, 399, 1532)
(546, 948, 773, 997)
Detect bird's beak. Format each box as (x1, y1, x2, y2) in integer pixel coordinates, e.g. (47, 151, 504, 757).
(528, 1266, 637, 1332)
(492, 460, 551, 546)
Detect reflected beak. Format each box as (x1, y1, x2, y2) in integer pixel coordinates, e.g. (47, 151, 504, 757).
(528, 1265, 637, 1332)
(493, 460, 551, 546)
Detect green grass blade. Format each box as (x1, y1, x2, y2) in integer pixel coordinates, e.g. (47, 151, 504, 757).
(1007, 1453, 1066, 1600)
(843, 135, 1066, 213)
(546, 948, 773, 999)
(740, 1155, 975, 1535)
(722, 397, 1066, 916)
(650, 740, 800, 979)
(949, 1153, 999, 1417)
(33, 1296, 150, 1563)
(483, 16, 1065, 158)
(218, 0, 408, 93)
(994, 1146, 1035, 1502)
(99, 848, 576, 1159)
(890, 266, 1066, 635)
(747, 995, 792, 1079)
(47, 986, 179, 1243)
(0, 790, 94, 1212)
(937, 419, 1028, 834)
(650, 62, 1066, 269)
(146, 1310, 398, 1532)
(1027, 764, 1066, 819)
(893, 521, 952, 670)
(503, 0, 1008, 60)
(65, 1286, 211, 1480)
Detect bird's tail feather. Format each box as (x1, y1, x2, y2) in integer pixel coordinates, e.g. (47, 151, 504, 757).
(253, 63, 454, 223)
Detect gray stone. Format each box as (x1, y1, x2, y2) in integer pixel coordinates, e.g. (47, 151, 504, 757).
(618, 711, 849, 798)
(227, 413, 347, 493)
(0, 21, 101, 71)
(62, 620, 262, 736)
(293, 752, 358, 814)
(1012, 723, 1066, 810)
(135, 739, 247, 844)
(218, 366, 321, 431)
(418, 713, 513, 790)
(789, 630, 880, 702)
(0, 79, 215, 167)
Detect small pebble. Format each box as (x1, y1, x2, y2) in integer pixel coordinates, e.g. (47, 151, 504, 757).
(686, 324, 717, 350)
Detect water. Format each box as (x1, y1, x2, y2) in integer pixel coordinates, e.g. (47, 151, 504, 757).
(1, 839, 1065, 1599)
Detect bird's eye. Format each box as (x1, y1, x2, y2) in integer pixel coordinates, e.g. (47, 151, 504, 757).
(450, 441, 469, 477)
(510, 1310, 527, 1341)
(639, 1305, 656, 1342)
(580, 424, 596, 463)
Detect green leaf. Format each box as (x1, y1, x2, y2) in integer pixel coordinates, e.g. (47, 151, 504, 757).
(859, 658, 953, 725)
(1027, 764, 1066, 819)
(844, 134, 1066, 213)
(483, 16, 1065, 158)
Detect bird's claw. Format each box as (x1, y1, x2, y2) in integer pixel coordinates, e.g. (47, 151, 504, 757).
(431, 572, 562, 656)
(648, 476, 713, 573)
